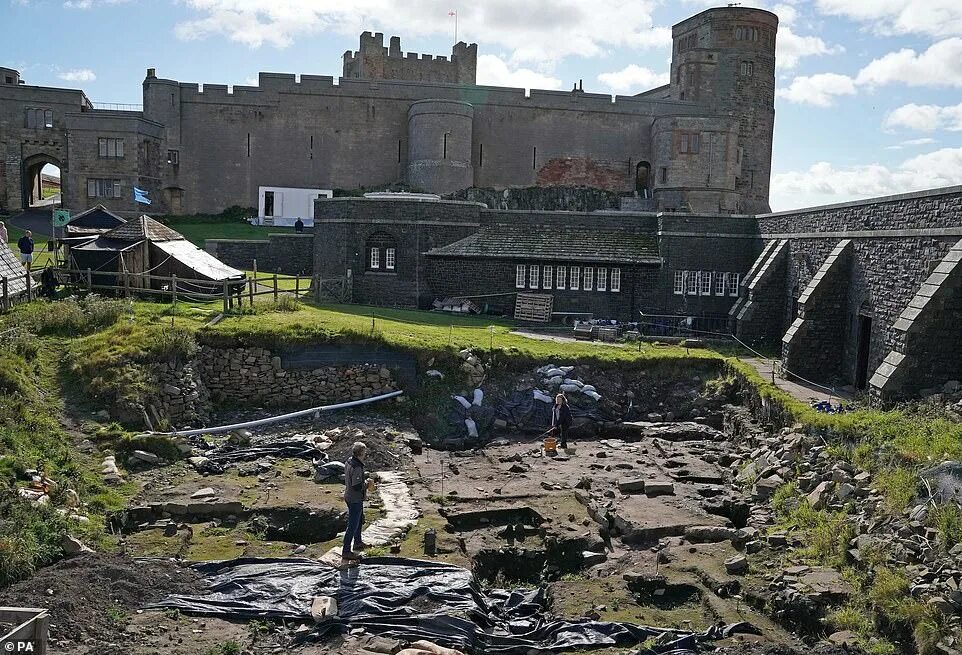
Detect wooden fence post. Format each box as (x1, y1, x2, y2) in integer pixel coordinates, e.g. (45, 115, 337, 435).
(86, 268, 92, 292)
(273, 271, 279, 303)
(294, 275, 300, 298)
(26, 272, 32, 302)
(171, 273, 177, 308)
(247, 276, 253, 307)
(1, 277, 7, 312)
(222, 279, 229, 314)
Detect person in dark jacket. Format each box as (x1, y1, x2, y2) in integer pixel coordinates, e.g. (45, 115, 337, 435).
(294, 217, 304, 233)
(342, 441, 374, 565)
(551, 393, 573, 449)
(17, 230, 34, 271)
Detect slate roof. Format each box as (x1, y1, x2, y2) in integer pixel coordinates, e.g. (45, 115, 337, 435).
(67, 205, 126, 230)
(102, 215, 185, 243)
(0, 245, 29, 296)
(425, 224, 661, 265)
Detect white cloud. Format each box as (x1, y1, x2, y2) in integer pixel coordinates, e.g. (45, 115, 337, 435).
(885, 103, 962, 132)
(476, 55, 562, 90)
(58, 68, 96, 81)
(597, 64, 668, 93)
(777, 26, 843, 70)
(854, 39, 962, 88)
(64, 0, 128, 8)
(903, 137, 938, 145)
(815, 0, 962, 38)
(175, 0, 670, 66)
(771, 147, 962, 210)
(776, 72, 856, 107)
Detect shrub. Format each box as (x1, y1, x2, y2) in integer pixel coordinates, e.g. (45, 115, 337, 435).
(14, 295, 126, 335)
(0, 495, 69, 587)
(146, 327, 198, 363)
(928, 503, 962, 550)
(827, 603, 874, 634)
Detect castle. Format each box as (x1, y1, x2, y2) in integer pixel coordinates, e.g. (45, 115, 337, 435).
(0, 7, 776, 216)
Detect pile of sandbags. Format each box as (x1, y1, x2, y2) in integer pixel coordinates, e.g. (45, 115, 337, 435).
(536, 364, 602, 402)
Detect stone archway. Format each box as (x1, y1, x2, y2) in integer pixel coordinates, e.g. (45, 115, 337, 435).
(22, 152, 65, 210)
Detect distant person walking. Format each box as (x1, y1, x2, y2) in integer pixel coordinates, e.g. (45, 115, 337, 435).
(294, 217, 304, 233)
(0, 221, 7, 245)
(551, 393, 573, 450)
(17, 230, 34, 272)
(342, 441, 374, 565)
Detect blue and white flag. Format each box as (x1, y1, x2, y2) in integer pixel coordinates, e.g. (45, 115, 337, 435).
(134, 186, 152, 205)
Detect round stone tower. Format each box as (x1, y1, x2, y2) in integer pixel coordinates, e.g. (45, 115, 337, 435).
(406, 99, 474, 195)
(669, 7, 777, 214)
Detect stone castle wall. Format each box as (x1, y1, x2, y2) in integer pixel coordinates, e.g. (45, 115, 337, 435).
(205, 233, 314, 275)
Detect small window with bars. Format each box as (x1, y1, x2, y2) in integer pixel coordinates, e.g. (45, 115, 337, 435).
(715, 271, 726, 296)
(86, 178, 121, 198)
(583, 267, 594, 291)
(686, 271, 699, 296)
(673, 271, 685, 295)
(98, 137, 125, 159)
(570, 266, 580, 291)
(700, 271, 713, 295)
(556, 266, 566, 289)
(369, 247, 380, 269)
(542, 265, 553, 289)
(516, 264, 526, 289)
(385, 248, 396, 270)
(597, 268, 607, 291)
(727, 272, 740, 296)
(611, 268, 621, 293)
(529, 265, 540, 289)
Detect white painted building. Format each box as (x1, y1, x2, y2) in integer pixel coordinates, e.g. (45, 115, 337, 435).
(253, 187, 333, 227)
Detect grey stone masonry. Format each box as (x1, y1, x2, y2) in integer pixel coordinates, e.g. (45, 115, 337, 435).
(782, 240, 852, 383)
(870, 238, 962, 402)
(731, 239, 788, 347)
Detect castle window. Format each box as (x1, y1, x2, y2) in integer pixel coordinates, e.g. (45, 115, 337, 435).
(479, 143, 483, 167)
(611, 268, 621, 292)
(727, 272, 741, 296)
(556, 266, 566, 289)
(715, 271, 726, 296)
(25, 108, 53, 129)
(660, 167, 668, 184)
(87, 178, 121, 198)
(700, 271, 713, 295)
(443, 133, 448, 159)
(686, 271, 699, 296)
(583, 267, 593, 291)
(542, 265, 553, 289)
(673, 271, 685, 295)
(740, 61, 754, 77)
(570, 266, 580, 290)
(532, 146, 537, 170)
(735, 26, 759, 41)
(365, 231, 397, 272)
(679, 132, 700, 154)
(167, 149, 179, 165)
(529, 265, 540, 289)
(516, 264, 526, 288)
(597, 268, 607, 292)
(98, 137, 125, 159)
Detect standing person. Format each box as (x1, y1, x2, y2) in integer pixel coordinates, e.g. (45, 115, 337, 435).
(17, 230, 34, 272)
(551, 393, 573, 450)
(342, 441, 374, 565)
(294, 217, 304, 233)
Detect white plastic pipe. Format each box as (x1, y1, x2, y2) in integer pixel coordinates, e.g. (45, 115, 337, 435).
(145, 390, 404, 437)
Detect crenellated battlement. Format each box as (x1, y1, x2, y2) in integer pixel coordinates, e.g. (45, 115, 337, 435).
(342, 32, 477, 84)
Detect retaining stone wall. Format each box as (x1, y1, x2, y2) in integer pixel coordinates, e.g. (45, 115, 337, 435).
(206, 233, 315, 275)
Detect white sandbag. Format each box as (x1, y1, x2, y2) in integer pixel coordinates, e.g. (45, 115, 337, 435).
(584, 390, 602, 401)
(465, 418, 479, 438)
(533, 390, 553, 404)
(581, 384, 597, 393)
(452, 395, 471, 409)
(563, 378, 584, 388)
(560, 384, 581, 394)
(559, 366, 575, 374)
(546, 375, 563, 386)
(543, 367, 565, 378)
(411, 641, 469, 655)
(472, 388, 484, 406)
(426, 369, 445, 378)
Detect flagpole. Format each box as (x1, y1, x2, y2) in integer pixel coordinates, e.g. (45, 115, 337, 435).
(455, 12, 458, 44)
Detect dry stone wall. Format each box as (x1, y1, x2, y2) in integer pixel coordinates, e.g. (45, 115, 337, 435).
(196, 346, 398, 409)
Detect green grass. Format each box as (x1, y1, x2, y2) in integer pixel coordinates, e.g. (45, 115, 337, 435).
(6, 225, 54, 268)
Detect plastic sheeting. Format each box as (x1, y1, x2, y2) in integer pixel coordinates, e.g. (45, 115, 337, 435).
(497, 390, 604, 432)
(147, 557, 756, 654)
(204, 438, 326, 465)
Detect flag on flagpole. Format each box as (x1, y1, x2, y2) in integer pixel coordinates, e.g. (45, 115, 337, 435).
(448, 10, 456, 15)
(133, 186, 152, 205)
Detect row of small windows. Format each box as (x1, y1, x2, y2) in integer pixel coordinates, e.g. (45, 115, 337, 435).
(25, 108, 53, 129)
(734, 26, 760, 41)
(516, 264, 621, 293)
(369, 247, 396, 270)
(673, 270, 740, 297)
(87, 178, 122, 199)
(740, 61, 754, 77)
(98, 137, 125, 159)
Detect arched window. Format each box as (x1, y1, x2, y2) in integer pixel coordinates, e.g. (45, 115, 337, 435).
(366, 232, 397, 272)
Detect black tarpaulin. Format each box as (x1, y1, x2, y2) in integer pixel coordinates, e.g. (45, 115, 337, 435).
(497, 390, 603, 432)
(203, 438, 326, 464)
(147, 557, 758, 654)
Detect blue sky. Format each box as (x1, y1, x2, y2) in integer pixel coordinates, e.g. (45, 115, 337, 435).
(5, 0, 962, 211)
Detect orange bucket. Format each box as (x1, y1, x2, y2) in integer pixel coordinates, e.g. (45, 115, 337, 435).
(543, 436, 557, 453)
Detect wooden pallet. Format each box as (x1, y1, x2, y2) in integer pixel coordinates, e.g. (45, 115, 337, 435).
(514, 293, 553, 322)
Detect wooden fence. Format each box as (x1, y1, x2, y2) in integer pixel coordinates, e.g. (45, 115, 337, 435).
(0, 266, 351, 314)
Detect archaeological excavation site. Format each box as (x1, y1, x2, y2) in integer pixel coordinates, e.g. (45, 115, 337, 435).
(1, 294, 962, 655)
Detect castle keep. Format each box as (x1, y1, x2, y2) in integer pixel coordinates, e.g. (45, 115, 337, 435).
(0, 7, 777, 216)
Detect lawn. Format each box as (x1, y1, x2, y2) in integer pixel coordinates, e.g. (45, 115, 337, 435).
(162, 218, 295, 248)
